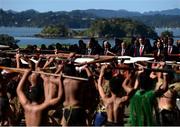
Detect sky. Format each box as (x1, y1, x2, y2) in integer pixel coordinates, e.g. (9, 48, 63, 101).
(0, 0, 180, 13)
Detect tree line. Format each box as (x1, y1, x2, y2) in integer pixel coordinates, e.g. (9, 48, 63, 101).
(1, 9, 180, 28)
(37, 18, 158, 39)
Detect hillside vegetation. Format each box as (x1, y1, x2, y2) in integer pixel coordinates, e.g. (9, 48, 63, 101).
(38, 18, 157, 39)
(1, 8, 180, 28)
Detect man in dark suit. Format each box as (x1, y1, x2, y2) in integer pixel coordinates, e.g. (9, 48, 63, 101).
(137, 37, 151, 57)
(167, 38, 179, 54)
(117, 41, 129, 56)
(153, 40, 164, 61)
(111, 38, 123, 54)
(129, 39, 140, 57)
(86, 38, 102, 55)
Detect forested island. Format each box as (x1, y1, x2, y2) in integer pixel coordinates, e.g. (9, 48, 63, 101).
(36, 18, 158, 39)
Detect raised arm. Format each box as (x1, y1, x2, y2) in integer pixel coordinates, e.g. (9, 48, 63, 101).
(80, 64, 93, 78)
(122, 64, 144, 95)
(40, 72, 50, 101)
(55, 64, 64, 74)
(16, 70, 30, 107)
(16, 50, 21, 68)
(35, 57, 42, 71)
(48, 74, 63, 105)
(122, 74, 134, 95)
(40, 73, 63, 109)
(97, 65, 107, 100)
(43, 56, 54, 69)
(153, 62, 167, 93)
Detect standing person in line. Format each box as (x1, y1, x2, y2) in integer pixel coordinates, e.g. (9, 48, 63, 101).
(78, 39, 86, 55)
(16, 69, 63, 126)
(111, 38, 123, 54)
(102, 40, 115, 55)
(97, 65, 138, 126)
(0, 71, 16, 126)
(166, 37, 179, 61)
(152, 63, 180, 126)
(129, 38, 140, 57)
(153, 40, 164, 61)
(118, 41, 129, 56)
(93, 65, 112, 126)
(128, 62, 168, 126)
(137, 37, 151, 57)
(167, 37, 179, 55)
(61, 63, 95, 126)
(86, 38, 101, 55)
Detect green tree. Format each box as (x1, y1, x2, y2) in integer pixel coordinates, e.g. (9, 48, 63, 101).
(88, 18, 157, 38)
(41, 24, 69, 37)
(161, 30, 174, 37)
(0, 34, 19, 49)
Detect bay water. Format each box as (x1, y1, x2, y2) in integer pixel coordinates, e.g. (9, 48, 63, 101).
(0, 27, 180, 47)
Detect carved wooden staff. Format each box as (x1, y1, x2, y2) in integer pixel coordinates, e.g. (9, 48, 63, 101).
(0, 66, 88, 81)
(146, 61, 180, 66)
(76, 56, 116, 66)
(115, 65, 180, 74)
(145, 53, 180, 57)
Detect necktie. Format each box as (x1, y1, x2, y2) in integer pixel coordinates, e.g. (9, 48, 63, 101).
(88, 49, 91, 55)
(157, 49, 160, 56)
(134, 47, 137, 56)
(168, 46, 172, 54)
(140, 46, 143, 56)
(121, 49, 125, 56)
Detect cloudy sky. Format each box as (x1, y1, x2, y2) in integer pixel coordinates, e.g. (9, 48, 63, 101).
(1, 0, 180, 12)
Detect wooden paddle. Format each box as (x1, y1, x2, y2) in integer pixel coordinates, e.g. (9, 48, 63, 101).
(0, 66, 89, 81)
(115, 65, 180, 74)
(76, 56, 116, 66)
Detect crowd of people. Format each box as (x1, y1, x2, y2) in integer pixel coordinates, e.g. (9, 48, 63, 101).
(0, 36, 180, 126)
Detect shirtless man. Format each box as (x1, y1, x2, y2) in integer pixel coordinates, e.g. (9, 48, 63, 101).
(16, 69, 63, 126)
(0, 60, 19, 125)
(0, 74, 13, 126)
(128, 63, 168, 126)
(156, 70, 180, 125)
(97, 65, 136, 126)
(61, 63, 93, 126)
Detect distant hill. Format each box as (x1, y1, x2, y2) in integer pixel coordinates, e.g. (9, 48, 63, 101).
(0, 8, 180, 28)
(84, 8, 180, 18)
(143, 8, 180, 16)
(84, 9, 141, 18)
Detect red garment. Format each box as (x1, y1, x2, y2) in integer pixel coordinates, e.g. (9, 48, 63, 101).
(139, 46, 143, 56)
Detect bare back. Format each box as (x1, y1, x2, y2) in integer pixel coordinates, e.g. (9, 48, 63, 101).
(41, 75, 59, 101)
(104, 96, 128, 124)
(23, 104, 48, 126)
(158, 90, 176, 110)
(63, 78, 87, 107)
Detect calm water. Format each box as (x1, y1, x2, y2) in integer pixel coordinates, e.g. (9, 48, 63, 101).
(0, 27, 106, 46)
(0, 27, 180, 47)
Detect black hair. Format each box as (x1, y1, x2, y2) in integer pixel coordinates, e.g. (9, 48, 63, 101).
(165, 65, 174, 84)
(109, 76, 124, 95)
(28, 86, 41, 102)
(25, 76, 44, 103)
(139, 73, 153, 90)
(104, 68, 112, 80)
(0, 96, 9, 120)
(29, 60, 36, 71)
(63, 64, 76, 77)
(6, 79, 18, 98)
(0, 58, 12, 67)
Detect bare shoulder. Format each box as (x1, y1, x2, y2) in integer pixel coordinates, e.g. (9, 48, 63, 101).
(104, 97, 113, 107)
(23, 103, 37, 111)
(63, 78, 84, 85)
(118, 96, 128, 104)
